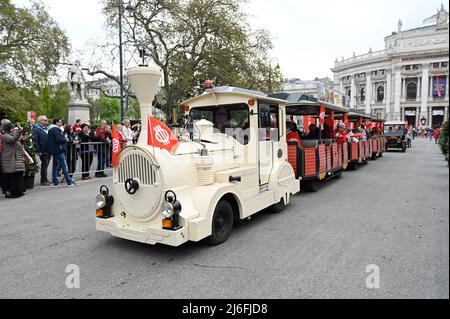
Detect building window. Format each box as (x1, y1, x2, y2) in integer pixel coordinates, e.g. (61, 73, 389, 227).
(360, 88, 365, 102)
(405, 65, 411, 71)
(432, 62, 440, 68)
(412, 64, 419, 70)
(377, 86, 385, 102)
(442, 62, 448, 68)
(406, 83, 417, 100)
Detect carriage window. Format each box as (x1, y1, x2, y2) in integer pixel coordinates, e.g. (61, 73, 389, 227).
(190, 103, 250, 145)
(259, 103, 279, 141)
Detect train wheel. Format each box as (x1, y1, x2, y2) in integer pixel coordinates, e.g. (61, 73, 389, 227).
(270, 197, 286, 214)
(206, 201, 234, 245)
(303, 180, 320, 192)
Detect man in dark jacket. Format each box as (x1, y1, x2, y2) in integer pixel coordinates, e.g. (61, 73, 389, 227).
(32, 115, 51, 186)
(48, 118, 75, 187)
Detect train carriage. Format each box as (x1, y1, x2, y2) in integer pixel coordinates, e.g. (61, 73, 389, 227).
(270, 93, 350, 192)
(339, 111, 373, 169)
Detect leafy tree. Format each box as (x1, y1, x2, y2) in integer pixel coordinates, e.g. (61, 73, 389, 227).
(439, 120, 448, 161)
(0, 0, 69, 120)
(92, 0, 282, 118)
(0, 0, 70, 87)
(91, 95, 121, 124)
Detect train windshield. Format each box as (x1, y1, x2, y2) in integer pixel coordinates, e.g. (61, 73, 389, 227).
(190, 103, 250, 145)
(384, 125, 405, 135)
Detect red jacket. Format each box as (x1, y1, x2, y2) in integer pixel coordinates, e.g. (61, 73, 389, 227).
(434, 129, 440, 139)
(287, 131, 303, 148)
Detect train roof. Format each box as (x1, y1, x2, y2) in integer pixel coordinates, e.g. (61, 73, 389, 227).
(181, 86, 287, 106)
(269, 93, 350, 115)
(385, 120, 406, 125)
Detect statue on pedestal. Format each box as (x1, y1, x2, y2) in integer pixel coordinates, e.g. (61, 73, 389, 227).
(67, 60, 86, 102)
(398, 19, 403, 32)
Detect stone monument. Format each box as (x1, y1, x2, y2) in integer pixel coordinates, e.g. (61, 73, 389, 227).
(67, 60, 90, 125)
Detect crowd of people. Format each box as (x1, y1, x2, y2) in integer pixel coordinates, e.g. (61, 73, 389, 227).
(410, 126, 442, 144)
(286, 121, 382, 147)
(0, 116, 141, 199)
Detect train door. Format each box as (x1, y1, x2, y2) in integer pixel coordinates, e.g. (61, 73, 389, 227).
(258, 103, 279, 187)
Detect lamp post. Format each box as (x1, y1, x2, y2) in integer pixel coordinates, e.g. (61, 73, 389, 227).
(118, 0, 135, 123)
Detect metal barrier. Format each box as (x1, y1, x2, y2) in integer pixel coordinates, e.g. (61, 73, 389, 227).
(64, 142, 113, 178)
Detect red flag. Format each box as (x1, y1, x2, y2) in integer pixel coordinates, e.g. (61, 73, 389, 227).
(436, 76, 442, 98)
(319, 105, 325, 125)
(112, 124, 124, 167)
(303, 116, 310, 133)
(325, 110, 335, 128)
(343, 114, 350, 127)
(148, 116, 180, 153)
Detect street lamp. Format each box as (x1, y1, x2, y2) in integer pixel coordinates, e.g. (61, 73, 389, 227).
(118, 0, 135, 123)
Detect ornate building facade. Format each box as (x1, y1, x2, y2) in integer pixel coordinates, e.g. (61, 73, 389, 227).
(331, 6, 449, 127)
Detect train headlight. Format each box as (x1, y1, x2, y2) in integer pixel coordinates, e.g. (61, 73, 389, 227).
(96, 194, 106, 209)
(162, 202, 174, 219)
(96, 185, 114, 219)
(161, 190, 182, 230)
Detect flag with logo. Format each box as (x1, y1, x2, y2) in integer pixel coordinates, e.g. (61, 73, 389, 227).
(319, 105, 325, 126)
(112, 124, 124, 167)
(148, 116, 180, 153)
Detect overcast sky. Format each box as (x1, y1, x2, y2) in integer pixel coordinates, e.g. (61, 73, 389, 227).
(12, 0, 447, 80)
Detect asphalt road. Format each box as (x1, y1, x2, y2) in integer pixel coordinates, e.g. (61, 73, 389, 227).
(0, 138, 448, 299)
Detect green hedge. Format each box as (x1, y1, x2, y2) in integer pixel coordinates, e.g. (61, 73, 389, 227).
(439, 120, 449, 161)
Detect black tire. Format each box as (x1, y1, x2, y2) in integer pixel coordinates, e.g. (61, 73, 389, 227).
(349, 162, 358, 170)
(206, 201, 234, 245)
(270, 197, 286, 214)
(402, 143, 407, 153)
(303, 179, 320, 192)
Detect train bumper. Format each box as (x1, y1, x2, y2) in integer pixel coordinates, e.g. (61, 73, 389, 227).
(96, 218, 189, 247)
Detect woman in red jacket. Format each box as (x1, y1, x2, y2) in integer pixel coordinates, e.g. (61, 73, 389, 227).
(335, 124, 347, 144)
(433, 128, 441, 144)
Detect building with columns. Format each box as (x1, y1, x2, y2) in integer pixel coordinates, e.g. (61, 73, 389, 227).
(331, 6, 449, 128)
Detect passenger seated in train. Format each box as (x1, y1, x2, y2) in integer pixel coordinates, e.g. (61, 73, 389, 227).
(322, 123, 334, 139)
(371, 127, 379, 137)
(347, 128, 359, 143)
(286, 121, 303, 147)
(359, 125, 368, 141)
(335, 124, 347, 144)
(298, 126, 306, 139)
(304, 124, 320, 140)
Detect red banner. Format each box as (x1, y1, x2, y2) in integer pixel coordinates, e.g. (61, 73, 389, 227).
(436, 76, 442, 98)
(148, 116, 180, 153)
(325, 110, 335, 128)
(112, 125, 124, 167)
